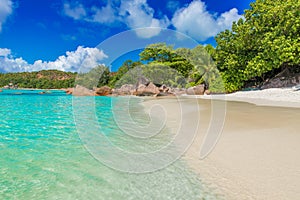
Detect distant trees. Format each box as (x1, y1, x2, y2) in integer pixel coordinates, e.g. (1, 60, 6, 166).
(0, 70, 76, 89)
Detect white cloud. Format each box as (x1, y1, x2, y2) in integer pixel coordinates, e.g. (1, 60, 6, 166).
(172, 0, 243, 41)
(63, 0, 170, 38)
(217, 8, 242, 30)
(0, 0, 13, 32)
(0, 48, 11, 57)
(62, 0, 242, 40)
(0, 46, 108, 73)
(63, 2, 87, 20)
(91, 5, 118, 24)
(119, 0, 170, 38)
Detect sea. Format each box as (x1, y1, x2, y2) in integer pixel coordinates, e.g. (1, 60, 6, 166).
(0, 89, 218, 200)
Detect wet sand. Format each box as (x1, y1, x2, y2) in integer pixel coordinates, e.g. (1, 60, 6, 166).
(142, 96, 300, 199)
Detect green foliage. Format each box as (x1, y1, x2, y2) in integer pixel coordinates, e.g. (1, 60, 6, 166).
(0, 70, 76, 89)
(139, 43, 175, 62)
(76, 65, 110, 89)
(139, 43, 194, 78)
(108, 60, 142, 88)
(109, 42, 224, 92)
(114, 64, 187, 88)
(215, 0, 300, 92)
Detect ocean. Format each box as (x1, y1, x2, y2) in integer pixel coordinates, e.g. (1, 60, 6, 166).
(0, 89, 218, 199)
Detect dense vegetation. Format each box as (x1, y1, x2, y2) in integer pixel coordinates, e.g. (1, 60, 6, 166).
(0, 70, 76, 89)
(215, 0, 300, 92)
(106, 43, 223, 92)
(1, 0, 298, 92)
(75, 65, 110, 89)
(108, 0, 300, 92)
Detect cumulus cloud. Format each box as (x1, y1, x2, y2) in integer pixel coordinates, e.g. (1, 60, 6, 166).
(62, 0, 242, 40)
(91, 4, 118, 24)
(63, 2, 87, 20)
(0, 48, 11, 57)
(119, 0, 170, 38)
(63, 0, 170, 38)
(0, 46, 107, 73)
(217, 8, 242, 30)
(172, 0, 243, 41)
(0, 0, 13, 32)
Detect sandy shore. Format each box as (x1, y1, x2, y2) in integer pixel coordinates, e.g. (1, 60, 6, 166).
(200, 88, 300, 108)
(142, 88, 300, 199)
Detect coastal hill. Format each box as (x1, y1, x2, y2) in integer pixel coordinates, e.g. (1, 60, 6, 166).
(0, 70, 76, 89)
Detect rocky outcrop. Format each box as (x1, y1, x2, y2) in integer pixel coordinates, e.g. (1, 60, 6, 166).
(136, 82, 160, 96)
(261, 73, 300, 89)
(204, 90, 211, 95)
(186, 84, 205, 95)
(136, 76, 150, 88)
(72, 85, 94, 96)
(112, 82, 210, 97)
(113, 84, 136, 95)
(63, 82, 210, 97)
(169, 88, 187, 96)
(95, 86, 112, 96)
(65, 88, 74, 95)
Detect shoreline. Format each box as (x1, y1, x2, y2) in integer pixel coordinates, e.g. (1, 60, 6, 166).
(141, 88, 300, 199)
(193, 87, 300, 108)
(0, 88, 65, 91)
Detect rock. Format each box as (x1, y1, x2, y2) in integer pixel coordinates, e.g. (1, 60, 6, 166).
(95, 86, 112, 96)
(292, 84, 300, 91)
(169, 88, 186, 96)
(159, 84, 170, 93)
(0, 89, 2, 92)
(186, 85, 205, 95)
(136, 84, 147, 96)
(204, 90, 211, 95)
(136, 76, 150, 88)
(136, 82, 160, 96)
(261, 73, 300, 89)
(72, 85, 94, 96)
(113, 84, 135, 95)
(65, 88, 74, 95)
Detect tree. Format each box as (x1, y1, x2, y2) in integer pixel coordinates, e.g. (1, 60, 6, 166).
(76, 65, 110, 89)
(139, 43, 175, 62)
(0, 70, 76, 89)
(139, 43, 194, 78)
(108, 60, 142, 87)
(215, 0, 300, 92)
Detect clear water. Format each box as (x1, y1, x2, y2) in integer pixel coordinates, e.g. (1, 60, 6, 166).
(0, 89, 217, 199)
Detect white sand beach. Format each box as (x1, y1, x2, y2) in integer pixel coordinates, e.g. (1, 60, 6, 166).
(200, 88, 300, 108)
(142, 88, 300, 199)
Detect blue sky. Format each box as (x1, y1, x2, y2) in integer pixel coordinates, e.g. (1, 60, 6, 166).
(0, 0, 253, 72)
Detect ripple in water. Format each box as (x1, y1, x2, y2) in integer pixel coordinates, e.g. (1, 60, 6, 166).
(0, 90, 219, 199)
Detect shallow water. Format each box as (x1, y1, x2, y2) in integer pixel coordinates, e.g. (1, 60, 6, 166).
(0, 90, 218, 199)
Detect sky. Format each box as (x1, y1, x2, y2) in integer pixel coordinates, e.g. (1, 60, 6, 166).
(0, 0, 254, 73)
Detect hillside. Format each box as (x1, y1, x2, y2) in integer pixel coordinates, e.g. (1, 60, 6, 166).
(0, 70, 76, 89)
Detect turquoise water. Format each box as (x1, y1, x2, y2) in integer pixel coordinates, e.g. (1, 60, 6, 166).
(0, 89, 217, 199)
